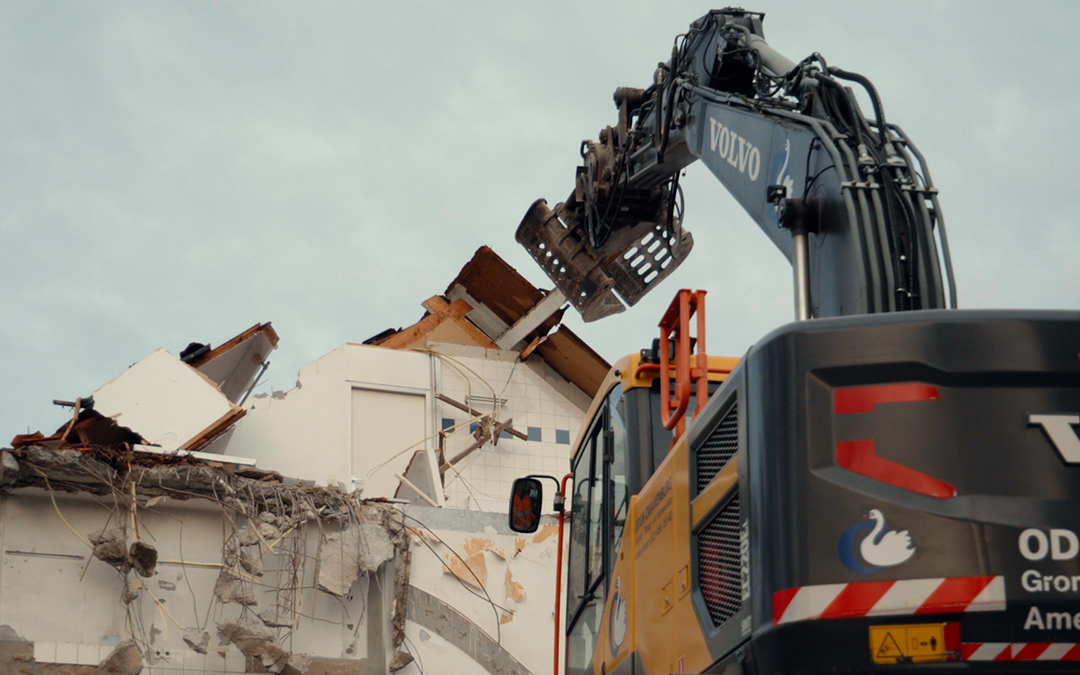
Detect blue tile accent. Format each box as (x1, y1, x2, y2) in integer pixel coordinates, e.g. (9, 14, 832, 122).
(442, 418, 455, 430)
(470, 423, 478, 433)
(500, 430, 512, 440)
(556, 429, 570, 445)
(527, 427, 542, 442)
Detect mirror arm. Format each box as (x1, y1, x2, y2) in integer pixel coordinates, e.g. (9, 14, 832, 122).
(526, 474, 566, 513)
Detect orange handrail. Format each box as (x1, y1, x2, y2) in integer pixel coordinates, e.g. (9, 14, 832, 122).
(658, 289, 709, 439)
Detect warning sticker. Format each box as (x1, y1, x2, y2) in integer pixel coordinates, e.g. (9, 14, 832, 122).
(869, 624, 947, 664)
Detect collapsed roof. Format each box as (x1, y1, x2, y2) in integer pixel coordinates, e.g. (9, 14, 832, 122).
(367, 246, 609, 398)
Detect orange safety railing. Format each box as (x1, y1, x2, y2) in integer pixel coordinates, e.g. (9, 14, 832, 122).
(658, 289, 709, 440)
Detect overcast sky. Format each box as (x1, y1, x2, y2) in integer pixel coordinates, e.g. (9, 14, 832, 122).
(2, 1, 1078, 439)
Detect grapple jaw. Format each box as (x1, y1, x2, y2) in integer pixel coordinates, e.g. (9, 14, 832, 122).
(515, 188, 693, 323)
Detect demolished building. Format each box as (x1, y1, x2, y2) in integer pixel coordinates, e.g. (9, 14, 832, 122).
(0, 248, 607, 674)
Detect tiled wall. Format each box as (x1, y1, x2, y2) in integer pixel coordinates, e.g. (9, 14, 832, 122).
(434, 349, 593, 511)
(33, 641, 250, 674)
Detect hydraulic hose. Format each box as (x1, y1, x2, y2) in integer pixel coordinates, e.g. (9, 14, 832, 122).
(829, 67, 889, 146)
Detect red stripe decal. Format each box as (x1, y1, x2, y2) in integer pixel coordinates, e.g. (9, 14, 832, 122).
(994, 646, 1013, 661)
(834, 383, 939, 414)
(772, 587, 800, 625)
(836, 440, 957, 499)
(944, 622, 961, 659)
(1013, 643, 1051, 660)
(1063, 644, 1080, 661)
(915, 576, 995, 615)
(818, 580, 895, 619)
(961, 643, 981, 661)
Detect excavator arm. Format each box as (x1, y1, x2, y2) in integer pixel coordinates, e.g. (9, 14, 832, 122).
(517, 8, 957, 322)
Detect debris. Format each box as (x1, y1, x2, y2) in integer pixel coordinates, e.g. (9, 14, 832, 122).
(98, 641, 143, 675)
(89, 347, 246, 452)
(258, 610, 296, 629)
(505, 568, 526, 602)
(257, 521, 282, 541)
(90, 528, 131, 573)
(514, 536, 527, 555)
(237, 550, 264, 577)
(182, 628, 210, 654)
(129, 540, 158, 577)
(213, 569, 257, 606)
(315, 522, 394, 597)
(232, 527, 260, 547)
(218, 621, 290, 674)
(0, 451, 18, 489)
(123, 578, 144, 604)
(389, 650, 415, 672)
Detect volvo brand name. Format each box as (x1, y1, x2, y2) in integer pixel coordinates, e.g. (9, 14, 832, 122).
(709, 118, 761, 181)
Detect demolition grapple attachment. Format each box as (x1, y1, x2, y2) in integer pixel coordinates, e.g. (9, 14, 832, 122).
(516, 185, 693, 323)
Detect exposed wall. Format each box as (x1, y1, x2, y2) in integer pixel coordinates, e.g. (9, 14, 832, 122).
(210, 341, 594, 512)
(431, 343, 591, 512)
(208, 344, 439, 497)
(0, 490, 561, 675)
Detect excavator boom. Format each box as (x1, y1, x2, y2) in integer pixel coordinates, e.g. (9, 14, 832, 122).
(517, 8, 956, 322)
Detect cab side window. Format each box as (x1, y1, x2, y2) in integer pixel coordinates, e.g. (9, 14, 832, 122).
(607, 387, 629, 572)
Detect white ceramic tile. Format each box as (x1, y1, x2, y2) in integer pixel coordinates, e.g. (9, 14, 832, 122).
(55, 643, 78, 665)
(76, 644, 99, 666)
(33, 642, 56, 664)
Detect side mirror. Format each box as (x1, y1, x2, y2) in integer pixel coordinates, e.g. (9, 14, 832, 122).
(509, 477, 543, 533)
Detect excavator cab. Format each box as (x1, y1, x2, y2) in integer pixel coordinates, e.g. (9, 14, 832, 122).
(512, 292, 1080, 674)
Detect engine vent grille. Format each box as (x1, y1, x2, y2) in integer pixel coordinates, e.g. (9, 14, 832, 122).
(696, 402, 738, 493)
(698, 492, 742, 627)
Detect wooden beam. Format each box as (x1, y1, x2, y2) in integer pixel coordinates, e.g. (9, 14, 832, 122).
(435, 393, 528, 441)
(379, 296, 500, 351)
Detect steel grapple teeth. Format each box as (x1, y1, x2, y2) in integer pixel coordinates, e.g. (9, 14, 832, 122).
(515, 195, 693, 323)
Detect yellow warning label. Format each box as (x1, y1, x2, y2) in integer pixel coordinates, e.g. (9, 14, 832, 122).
(869, 624, 947, 665)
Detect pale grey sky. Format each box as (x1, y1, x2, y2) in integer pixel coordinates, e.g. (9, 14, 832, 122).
(3, 1, 1078, 439)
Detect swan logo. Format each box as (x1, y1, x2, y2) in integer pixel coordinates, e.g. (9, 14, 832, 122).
(838, 509, 916, 575)
(767, 140, 795, 226)
(609, 576, 627, 657)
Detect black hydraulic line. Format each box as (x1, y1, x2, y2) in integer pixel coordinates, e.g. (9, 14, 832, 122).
(658, 46, 681, 163)
(888, 123, 956, 308)
(829, 67, 889, 147)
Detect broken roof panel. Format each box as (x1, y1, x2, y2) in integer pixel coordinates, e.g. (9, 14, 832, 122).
(184, 322, 279, 404)
(378, 247, 611, 397)
(92, 348, 245, 452)
(444, 246, 544, 327)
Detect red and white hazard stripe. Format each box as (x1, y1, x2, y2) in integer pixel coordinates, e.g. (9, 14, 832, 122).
(963, 643, 1080, 661)
(772, 576, 1005, 625)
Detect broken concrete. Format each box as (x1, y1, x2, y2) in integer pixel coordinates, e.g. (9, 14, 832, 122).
(388, 650, 414, 672)
(213, 569, 257, 606)
(315, 522, 394, 597)
(218, 621, 290, 674)
(98, 641, 143, 675)
(89, 528, 131, 574)
(182, 628, 210, 654)
(258, 610, 296, 629)
(128, 540, 157, 577)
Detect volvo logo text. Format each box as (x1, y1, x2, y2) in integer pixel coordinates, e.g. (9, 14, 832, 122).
(709, 118, 761, 181)
(1029, 414, 1080, 464)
